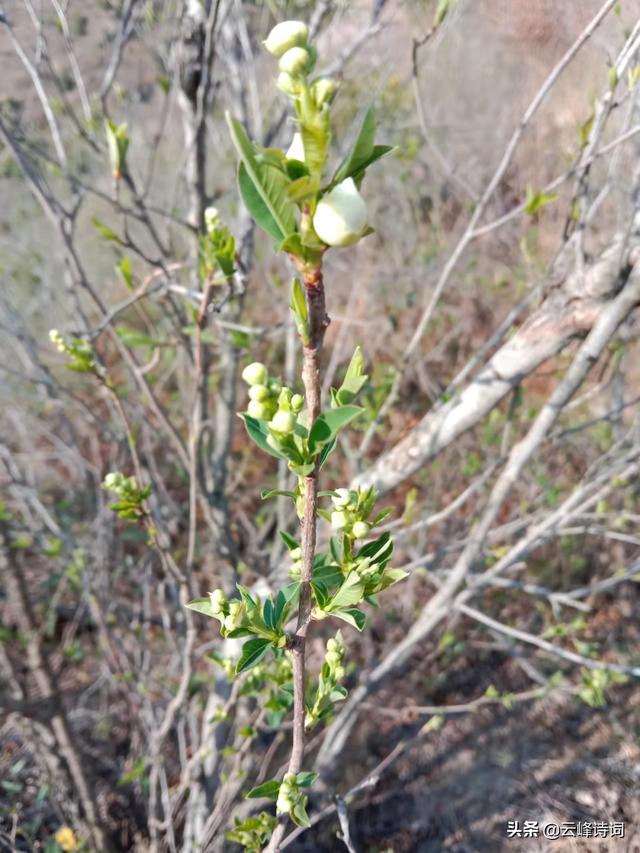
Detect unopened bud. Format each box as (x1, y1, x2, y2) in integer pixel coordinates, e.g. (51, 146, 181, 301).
(247, 399, 270, 420)
(312, 77, 337, 107)
(279, 46, 312, 78)
(352, 521, 370, 539)
(242, 362, 268, 386)
(291, 394, 304, 412)
(263, 20, 309, 58)
(249, 384, 270, 402)
(331, 510, 349, 530)
(270, 409, 296, 434)
(313, 178, 368, 248)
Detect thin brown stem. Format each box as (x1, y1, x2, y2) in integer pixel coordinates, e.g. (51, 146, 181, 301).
(265, 267, 329, 853)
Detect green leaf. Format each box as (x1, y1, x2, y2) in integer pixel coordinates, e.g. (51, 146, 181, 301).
(524, 186, 559, 216)
(280, 531, 299, 551)
(261, 488, 296, 500)
(358, 532, 393, 565)
(296, 771, 318, 787)
(185, 597, 216, 618)
(308, 406, 362, 453)
(246, 779, 281, 800)
(352, 145, 395, 188)
(241, 414, 287, 460)
(227, 113, 297, 242)
(236, 637, 271, 673)
(288, 174, 321, 203)
(116, 326, 157, 349)
(334, 346, 368, 405)
(376, 566, 409, 592)
(312, 581, 330, 608)
(332, 107, 376, 186)
(263, 597, 276, 631)
(237, 584, 258, 612)
(327, 572, 365, 610)
(313, 563, 343, 589)
(117, 256, 134, 290)
(92, 216, 123, 245)
(291, 798, 311, 828)
(290, 277, 310, 344)
(332, 607, 366, 631)
(318, 437, 337, 467)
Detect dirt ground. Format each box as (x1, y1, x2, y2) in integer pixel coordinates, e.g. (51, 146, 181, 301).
(292, 681, 640, 852)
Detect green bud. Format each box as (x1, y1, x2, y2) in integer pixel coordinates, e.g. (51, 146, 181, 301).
(291, 394, 304, 412)
(270, 409, 297, 434)
(279, 46, 313, 78)
(312, 77, 337, 107)
(277, 71, 300, 96)
(268, 377, 282, 394)
(249, 384, 270, 402)
(278, 387, 293, 409)
(352, 521, 370, 539)
(247, 399, 270, 420)
(242, 362, 268, 386)
(331, 510, 349, 530)
(326, 637, 339, 653)
(290, 547, 302, 561)
(263, 20, 309, 58)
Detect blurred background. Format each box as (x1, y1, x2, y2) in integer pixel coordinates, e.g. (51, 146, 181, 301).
(1, 1, 640, 850)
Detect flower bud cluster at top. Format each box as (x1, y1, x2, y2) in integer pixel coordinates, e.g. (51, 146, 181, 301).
(263, 19, 369, 250)
(276, 772, 303, 817)
(242, 361, 304, 447)
(208, 588, 246, 637)
(330, 487, 372, 540)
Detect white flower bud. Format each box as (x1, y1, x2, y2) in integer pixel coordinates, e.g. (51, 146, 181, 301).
(331, 510, 349, 530)
(209, 588, 226, 615)
(286, 132, 305, 162)
(242, 362, 268, 386)
(249, 384, 270, 402)
(247, 399, 270, 420)
(352, 521, 370, 539)
(331, 488, 352, 508)
(263, 20, 309, 58)
(291, 394, 304, 412)
(279, 46, 312, 77)
(290, 547, 302, 561)
(204, 206, 220, 233)
(313, 178, 368, 248)
(270, 409, 297, 434)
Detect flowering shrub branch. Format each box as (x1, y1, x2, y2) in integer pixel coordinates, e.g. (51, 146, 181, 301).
(184, 18, 403, 851)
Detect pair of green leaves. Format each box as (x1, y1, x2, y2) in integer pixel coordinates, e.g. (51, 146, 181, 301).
(329, 107, 394, 190)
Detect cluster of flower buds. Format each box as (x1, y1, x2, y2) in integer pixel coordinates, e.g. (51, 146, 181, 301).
(49, 329, 96, 373)
(324, 633, 345, 682)
(208, 588, 246, 637)
(242, 361, 305, 443)
(263, 21, 318, 95)
(305, 632, 347, 728)
(329, 488, 374, 540)
(103, 471, 138, 498)
(276, 772, 304, 817)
